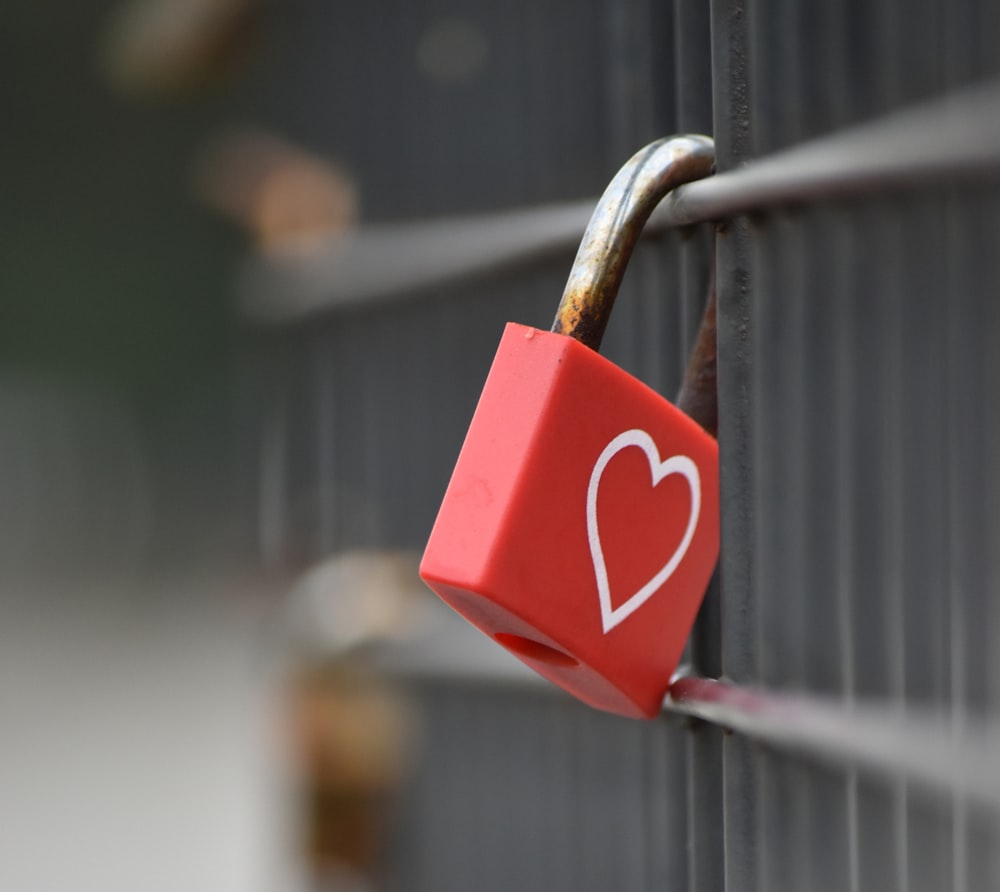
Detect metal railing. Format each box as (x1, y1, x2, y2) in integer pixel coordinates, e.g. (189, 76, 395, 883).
(253, 76, 1000, 810)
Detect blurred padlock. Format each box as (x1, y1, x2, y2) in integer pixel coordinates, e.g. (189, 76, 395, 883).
(420, 136, 719, 718)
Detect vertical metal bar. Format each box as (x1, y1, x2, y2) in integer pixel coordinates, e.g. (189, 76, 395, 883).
(883, 200, 910, 892)
(775, 214, 810, 890)
(750, 213, 782, 892)
(396, 303, 424, 545)
(258, 348, 290, 570)
(358, 317, 386, 546)
(622, 723, 653, 891)
(671, 8, 718, 887)
(711, 2, 758, 892)
(674, 0, 714, 137)
(881, 41, 950, 892)
(314, 333, 338, 553)
(946, 178, 999, 888)
(684, 724, 724, 892)
(716, 170, 760, 892)
(942, 9, 992, 892)
(902, 194, 953, 892)
(837, 202, 894, 892)
(710, 0, 755, 679)
(984, 185, 1000, 891)
(834, 207, 860, 892)
(539, 700, 578, 890)
(646, 719, 690, 891)
(681, 236, 723, 892)
(945, 188, 971, 892)
(802, 210, 852, 892)
(821, 0, 863, 882)
(603, 0, 658, 163)
(635, 232, 678, 401)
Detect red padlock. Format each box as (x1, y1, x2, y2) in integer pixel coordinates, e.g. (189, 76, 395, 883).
(420, 136, 719, 718)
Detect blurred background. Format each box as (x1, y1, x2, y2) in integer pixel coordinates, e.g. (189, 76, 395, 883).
(1, 1, 692, 889)
(5, 0, 1000, 890)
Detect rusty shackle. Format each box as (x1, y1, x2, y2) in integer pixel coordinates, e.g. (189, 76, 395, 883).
(551, 134, 719, 437)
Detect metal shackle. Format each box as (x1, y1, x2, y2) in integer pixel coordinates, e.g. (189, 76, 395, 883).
(551, 135, 718, 437)
(552, 134, 715, 351)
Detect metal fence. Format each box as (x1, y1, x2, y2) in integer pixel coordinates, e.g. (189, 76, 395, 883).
(245, 1, 1000, 889)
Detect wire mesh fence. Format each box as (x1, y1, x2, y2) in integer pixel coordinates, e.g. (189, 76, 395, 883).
(242, 2, 1000, 889)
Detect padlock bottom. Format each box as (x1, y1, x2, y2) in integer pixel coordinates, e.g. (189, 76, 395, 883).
(425, 578, 664, 719)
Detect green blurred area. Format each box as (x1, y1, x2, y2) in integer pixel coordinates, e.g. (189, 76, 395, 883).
(0, 0, 241, 405)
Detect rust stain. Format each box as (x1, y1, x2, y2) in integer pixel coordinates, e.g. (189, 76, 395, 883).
(549, 135, 718, 437)
(676, 269, 718, 439)
(551, 136, 715, 355)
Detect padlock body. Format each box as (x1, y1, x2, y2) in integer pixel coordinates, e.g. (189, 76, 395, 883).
(420, 323, 719, 718)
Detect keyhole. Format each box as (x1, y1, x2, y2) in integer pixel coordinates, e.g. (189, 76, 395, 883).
(494, 633, 579, 668)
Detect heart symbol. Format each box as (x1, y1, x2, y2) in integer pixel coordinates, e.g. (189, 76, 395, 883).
(587, 429, 701, 633)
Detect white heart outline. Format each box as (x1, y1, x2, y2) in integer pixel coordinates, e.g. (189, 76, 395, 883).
(587, 429, 701, 633)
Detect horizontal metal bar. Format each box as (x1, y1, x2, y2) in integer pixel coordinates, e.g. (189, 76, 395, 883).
(240, 201, 596, 322)
(242, 76, 1000, 323)
(367, 613, 1000, 809)
(657, 75, 1000, 226)
(667, 676, 1000, 810)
